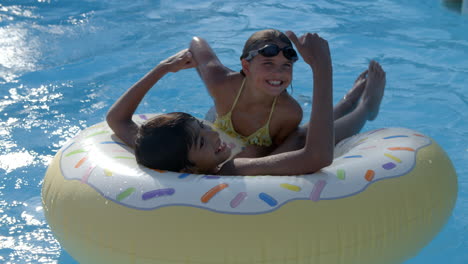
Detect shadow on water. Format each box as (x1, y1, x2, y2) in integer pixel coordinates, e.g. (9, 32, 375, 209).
(442, 0, 468, 14)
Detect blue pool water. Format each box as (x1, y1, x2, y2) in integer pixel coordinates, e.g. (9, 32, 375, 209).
(0, 0, 467, 263)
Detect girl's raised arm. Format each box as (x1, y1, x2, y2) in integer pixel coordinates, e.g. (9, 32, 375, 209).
(189, 36, 234, 97)
(106, 49, 196, 148)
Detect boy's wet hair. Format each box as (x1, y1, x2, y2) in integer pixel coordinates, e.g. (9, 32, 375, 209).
(134, 112, 195, 172)
(239, 29, 294, 76)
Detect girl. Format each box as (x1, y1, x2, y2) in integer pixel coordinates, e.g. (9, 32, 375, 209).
(190, 29, 373, 157)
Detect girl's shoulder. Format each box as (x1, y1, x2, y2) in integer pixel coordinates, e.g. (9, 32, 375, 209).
(269, 93, 303, 146)
(276, 92, 303, 117)
(272, 93, 303, 128)
(212, 72, 244, 113)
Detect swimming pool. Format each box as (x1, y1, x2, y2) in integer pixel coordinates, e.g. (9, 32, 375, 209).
(0, 0, 466, 263)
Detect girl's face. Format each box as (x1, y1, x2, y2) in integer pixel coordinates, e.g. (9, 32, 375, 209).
(186, 119, 231, 174)
(242, 43, 294, 96)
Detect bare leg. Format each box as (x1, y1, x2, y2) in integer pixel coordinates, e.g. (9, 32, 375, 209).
(272, 61, 386, 154)
(365, 61, 386, 121)
(333, 70, 367, 120)
(335, 60, 386, 142)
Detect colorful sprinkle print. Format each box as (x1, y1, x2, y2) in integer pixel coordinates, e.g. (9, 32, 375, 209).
(280, 183, 301, 192)
(100, 141, 128, 146)
(388, 147, 414, 152)
(201, 183, 229, 203)
(368, 128, 385, 134)
(384, 153, 402, 163)
(74, 157, 88, 168)
(230, 192, 247, 208)
(337, 169, 346, 180)
(65, 149, 87, 157)
(310, 180, 327, 202)
(344, 155, 363, 158)
(383, 162, 396, 170)
(81, 165, 96, 183)
(85, 131, 109, 138)
(142, 188, 175, 200)
(203, 176, 221, 180)
(364, 170, 375, 182)
(384, 135, 408, 139)
(59, 116, 431, 214)
(104, 169, 113, 176)
(259, 193, 278, 207)
(113, 156, 134, 160)
(178, 173, 190, 179)
(117, 187, 136, 201)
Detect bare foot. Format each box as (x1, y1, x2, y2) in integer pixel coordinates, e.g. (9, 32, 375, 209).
(362, 60, 386, 121)
(344, 69, 368, 103)
(334, 69, 367, 120)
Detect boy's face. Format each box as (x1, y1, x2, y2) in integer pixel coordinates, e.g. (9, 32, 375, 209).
(186, 119, 231, 173)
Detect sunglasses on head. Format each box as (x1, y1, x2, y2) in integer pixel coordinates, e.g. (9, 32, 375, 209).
(244, 44, 299, 62)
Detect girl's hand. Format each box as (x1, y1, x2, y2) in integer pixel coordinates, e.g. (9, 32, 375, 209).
(160, 49, 198, 73)
(285, 31, 331, 71)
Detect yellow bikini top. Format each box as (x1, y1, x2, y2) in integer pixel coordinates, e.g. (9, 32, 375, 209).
(214, 78, 278, 147)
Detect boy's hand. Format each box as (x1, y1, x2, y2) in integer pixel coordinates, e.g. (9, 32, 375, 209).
(161, 49, 197, 73)
(286, 31, 331, 71)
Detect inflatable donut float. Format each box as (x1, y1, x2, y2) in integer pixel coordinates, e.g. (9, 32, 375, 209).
(42, 114, 457, 264)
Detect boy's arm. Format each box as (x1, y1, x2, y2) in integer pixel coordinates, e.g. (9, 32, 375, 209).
(189, 36, 234, 98)
(106, 49, 196, 148)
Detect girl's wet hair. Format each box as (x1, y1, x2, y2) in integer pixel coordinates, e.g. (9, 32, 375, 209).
(134, 112, 195, 172)
(240, 29, 294, 77)
(240, 29, 294, 61)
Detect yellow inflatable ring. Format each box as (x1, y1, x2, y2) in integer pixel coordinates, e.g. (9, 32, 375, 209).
(42, 114, 457, 264)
